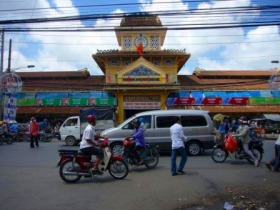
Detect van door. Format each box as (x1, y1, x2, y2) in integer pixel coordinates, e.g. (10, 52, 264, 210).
(154, 115, 179, 152)
(59, 116, 80, 141)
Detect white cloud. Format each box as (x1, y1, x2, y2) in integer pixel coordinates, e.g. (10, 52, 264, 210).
(1, 0, 279, 76)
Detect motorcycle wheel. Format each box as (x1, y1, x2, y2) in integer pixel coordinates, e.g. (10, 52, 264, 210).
(108, 160, 129, 179)
(211, 148, 228, 163)
(247, 148, 263, 164)
(6, 136, 14, 144)
(144, 149, 159, 169)
(0, 136, 3, 145)
(42, 136, 52, 142)
(59, 159, 82, 183)
(110, 142, 124, 156)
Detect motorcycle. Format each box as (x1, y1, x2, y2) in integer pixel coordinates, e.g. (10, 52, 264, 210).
(57, 138, 129, 183)
(0, 130, 14, 145)
(211, 133, 263, 164)
(122, 137, 159, 169)
(39, 131, 53, 142)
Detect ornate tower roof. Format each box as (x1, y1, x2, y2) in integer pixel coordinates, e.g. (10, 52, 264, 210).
(120, 13, 162, 27)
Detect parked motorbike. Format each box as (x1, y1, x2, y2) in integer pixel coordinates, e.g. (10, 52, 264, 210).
(0, 130, 14, 145)
(57, 138, 129, 183)
(211, 133, 263, 164)
(122, 137, 159, 169)
(39, 131, 53, 142)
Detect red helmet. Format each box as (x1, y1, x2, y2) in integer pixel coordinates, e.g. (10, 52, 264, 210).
(123, 138, 133, 148)
(87, 115, 96, 123)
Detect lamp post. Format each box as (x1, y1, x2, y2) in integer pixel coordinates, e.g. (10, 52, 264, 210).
(0, 65, 35, 121)
(8, 65, 35, 72)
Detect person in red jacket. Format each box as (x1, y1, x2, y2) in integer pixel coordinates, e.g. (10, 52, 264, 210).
(30, 117, 39, 148)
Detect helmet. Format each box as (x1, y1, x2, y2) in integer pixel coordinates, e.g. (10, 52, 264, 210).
(239, 116, 248, 124)
(87, 115, 96, 123)
(133, 119, 140, 125)
(123, 138, 133, 148)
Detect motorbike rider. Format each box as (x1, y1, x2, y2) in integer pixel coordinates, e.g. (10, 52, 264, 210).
(0, 121, 9, 136)
(131, 119, 146, 164)
(234, 116, 258, 166)
(79, 115, 104, 175)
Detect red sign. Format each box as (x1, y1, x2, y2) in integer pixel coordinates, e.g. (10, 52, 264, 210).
(174, 98, 195, 105)
(201, 97, 222, 105)
(228, 97, 249, 105)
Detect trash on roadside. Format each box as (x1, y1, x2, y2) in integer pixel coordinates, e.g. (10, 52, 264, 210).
(224, 201, 234, 210)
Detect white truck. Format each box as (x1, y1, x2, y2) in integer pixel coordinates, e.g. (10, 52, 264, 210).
(59, 107, 115, 146)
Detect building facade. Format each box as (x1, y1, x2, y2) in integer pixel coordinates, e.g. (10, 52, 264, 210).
(8, 13, 280, 123)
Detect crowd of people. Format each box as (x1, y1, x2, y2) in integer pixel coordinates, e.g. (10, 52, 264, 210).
(0, 117, 62, 145)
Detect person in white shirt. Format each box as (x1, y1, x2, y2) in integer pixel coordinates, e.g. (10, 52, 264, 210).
(265, 135, 280, 172)
(80, 115, 103, 175)
(170, 116, 188, 176)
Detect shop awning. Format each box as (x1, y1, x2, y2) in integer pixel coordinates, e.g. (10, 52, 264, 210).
(263, 114, 280, 121)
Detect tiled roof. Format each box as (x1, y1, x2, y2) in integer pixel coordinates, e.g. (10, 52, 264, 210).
(193, 70, 273, 77)
(120, 14, 162, 27)
(16, 70, 271, 92)
(16, 69, 90, 79)
(170, 105, 280, 113)
(20, 75, 105, 91)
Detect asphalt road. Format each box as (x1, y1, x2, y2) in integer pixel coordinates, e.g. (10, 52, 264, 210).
(0, 139, 279, 210)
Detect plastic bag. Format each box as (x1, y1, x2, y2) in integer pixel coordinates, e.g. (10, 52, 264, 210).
(224, 134, 239, 151)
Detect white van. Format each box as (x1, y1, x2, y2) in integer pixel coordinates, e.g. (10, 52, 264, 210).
(101, 110, 215, 156)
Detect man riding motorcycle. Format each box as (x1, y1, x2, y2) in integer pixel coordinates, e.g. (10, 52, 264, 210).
(79, 115, 104, 175)
(132, 119, 146, 164)
(234, 116, 259, 166)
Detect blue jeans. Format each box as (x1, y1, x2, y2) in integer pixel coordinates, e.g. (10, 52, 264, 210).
(271, 144, 280, 171)
(171, 147, 187, 174)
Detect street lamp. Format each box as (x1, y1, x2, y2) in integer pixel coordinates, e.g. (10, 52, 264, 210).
(271, 60, 279, 64)
(7, 65, 35, 72)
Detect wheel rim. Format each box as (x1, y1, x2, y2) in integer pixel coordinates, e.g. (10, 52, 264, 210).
(188, 143, 200, 156)
(145, 150, 159, 168)
(66, 137, 75, 146)
(112, 144, 123, 156)
(108, 160, 128, 179)
(60, 161, 81, 182)
(212, 148, 227, 162)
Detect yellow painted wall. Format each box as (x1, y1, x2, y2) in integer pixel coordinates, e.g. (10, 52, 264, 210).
(114, 90, 171, 123)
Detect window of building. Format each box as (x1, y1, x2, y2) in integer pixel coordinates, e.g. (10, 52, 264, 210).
(152, 57, 161, 65)
(108, 58, 120, 66)
(123, 36, 132, 49)
(163, 58, 175, 66)
(150, 36, 159, 49)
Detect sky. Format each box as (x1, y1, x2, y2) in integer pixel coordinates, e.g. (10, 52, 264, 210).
(0, 0, 279, 75)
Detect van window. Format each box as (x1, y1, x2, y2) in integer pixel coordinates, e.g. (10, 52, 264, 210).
(122, 115, 152, 130)
(181, 115, 207, 127)
(156, 116, 178, 128)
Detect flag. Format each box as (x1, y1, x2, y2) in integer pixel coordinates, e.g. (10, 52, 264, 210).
(137, 41, 143, 56)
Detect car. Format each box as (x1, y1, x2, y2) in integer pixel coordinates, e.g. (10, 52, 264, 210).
(101, 110, 216, 156)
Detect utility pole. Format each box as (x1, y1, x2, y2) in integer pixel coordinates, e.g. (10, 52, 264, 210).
(0, 29, 4, 120)
(7, 39, 11, 73)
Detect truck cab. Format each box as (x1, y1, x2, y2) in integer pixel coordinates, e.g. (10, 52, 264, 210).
(59, 116, 81, 146)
